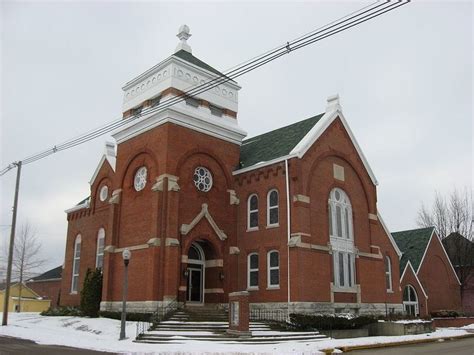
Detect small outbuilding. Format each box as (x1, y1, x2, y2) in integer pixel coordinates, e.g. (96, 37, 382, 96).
(392, 227, 462, 317)
(0, 283, 51, 312)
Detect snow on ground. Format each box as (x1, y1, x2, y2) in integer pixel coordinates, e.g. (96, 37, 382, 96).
(0, 312, 472, 355)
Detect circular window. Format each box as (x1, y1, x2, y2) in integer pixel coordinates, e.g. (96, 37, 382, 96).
(134, 166, 147, 191)
(193, 167, 213, 192)
(99, 185, 109, 202)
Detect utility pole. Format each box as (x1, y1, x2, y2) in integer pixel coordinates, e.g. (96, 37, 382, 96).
(2, 161, 22, 326)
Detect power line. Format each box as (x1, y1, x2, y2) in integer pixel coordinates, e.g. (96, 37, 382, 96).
(1, 0, 410, 175)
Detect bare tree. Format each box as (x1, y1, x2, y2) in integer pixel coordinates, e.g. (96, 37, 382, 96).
(417, 187, 474, 310)
(8, 223, 47, 312)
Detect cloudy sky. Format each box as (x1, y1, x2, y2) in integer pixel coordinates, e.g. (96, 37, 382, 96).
(1, 1, 472, 273)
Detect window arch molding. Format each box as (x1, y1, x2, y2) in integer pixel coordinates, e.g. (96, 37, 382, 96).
(266, 189, 279, 227)
(71, 234, 82, 293)
(247, 193, 259, 230)
(96, 228, 105, 269)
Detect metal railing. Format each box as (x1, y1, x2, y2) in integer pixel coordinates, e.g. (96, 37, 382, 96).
(135, 300, 179, 339)
(250, 308, 289, 323)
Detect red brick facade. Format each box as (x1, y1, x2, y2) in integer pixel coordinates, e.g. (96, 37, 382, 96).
(59, 36, 405, 315)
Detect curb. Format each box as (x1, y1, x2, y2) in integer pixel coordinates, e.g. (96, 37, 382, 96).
(321, 333, 474, 353)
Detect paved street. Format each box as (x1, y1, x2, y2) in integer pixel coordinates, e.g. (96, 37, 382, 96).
(350, 337, 474, 355)
(0, 336, 112, 355)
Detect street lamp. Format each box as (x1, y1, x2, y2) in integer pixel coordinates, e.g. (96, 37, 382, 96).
(119, 248, 131, 340)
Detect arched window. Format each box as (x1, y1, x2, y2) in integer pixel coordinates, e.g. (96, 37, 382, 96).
(385, 256, 393, 292)
(328, 188, 353, 239)
(329, 188, 356, 289)
(248, 253, 259, 289)
(96, 228, 105, 269)
(403, 285, 419, 316)
(71, 234, 81, 293)
(248, 194, 259, 230)
(267, 250, 280, 288)
(267, 189, 279, 227)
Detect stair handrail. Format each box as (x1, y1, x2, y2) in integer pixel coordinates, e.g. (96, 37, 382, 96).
(135, 299, 179, 339)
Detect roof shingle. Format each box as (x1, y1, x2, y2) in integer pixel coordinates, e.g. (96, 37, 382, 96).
(239, 114, 324, 169)
(392, 227, 434, 273)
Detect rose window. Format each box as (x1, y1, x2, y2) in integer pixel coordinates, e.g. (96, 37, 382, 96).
(134, 166, 147, 191)
(193, 167, 213, 192)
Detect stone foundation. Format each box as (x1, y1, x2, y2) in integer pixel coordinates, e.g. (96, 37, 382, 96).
(100, 299, 179, 313)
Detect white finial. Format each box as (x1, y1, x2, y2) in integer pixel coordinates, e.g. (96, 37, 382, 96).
(175, 24, 192, 53)
(326, 94, 342, 112)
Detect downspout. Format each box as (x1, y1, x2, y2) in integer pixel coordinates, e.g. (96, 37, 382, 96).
(285, 159, 291, 313)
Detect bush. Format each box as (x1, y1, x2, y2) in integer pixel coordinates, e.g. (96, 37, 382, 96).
(431, 310, 464, 318)
(80, 268, 103, 317)
(289, 314, 379, 331)
(99, 311, 152, 322)
(40, 306, 82, 317)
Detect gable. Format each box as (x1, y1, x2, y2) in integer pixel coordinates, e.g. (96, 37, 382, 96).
(400, 261, 429, 299)
(418, 230, 461, 285)
(392, 227, 434, 273)
(29, 266, 62, 282)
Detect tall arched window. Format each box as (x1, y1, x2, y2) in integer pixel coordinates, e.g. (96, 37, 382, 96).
(329, 188, 356, 289)
(248, 194, 259, 230)
(267, 189, 279, 227)
(403, 285, 419, 316)
(71, 234, 81, 293)
(248, 253, 259, 289)
(96, 228, 105, 269)
(328, 188, 353, 239)
(267, 250, 280, 288)
(385, 256, 393, 292)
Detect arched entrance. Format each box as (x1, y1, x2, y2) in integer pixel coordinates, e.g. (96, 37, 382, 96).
(186, 243, 205, 303)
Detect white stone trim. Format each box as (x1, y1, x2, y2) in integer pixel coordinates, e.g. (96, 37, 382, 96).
(377, 212, 403, 257)
(288, 235, 330, 252)
(181, 203, 227, 240)
(229, 246, 240, 255)
(227, 189, 240, 205)
(152, 174, 180, 192)
(333, 163, 345, 181)
(293, 194, 310, 203)
(204, 288, 224, 294)
(108, 189, 122, 204)
(89, 142, 116, 186)
(165, 238, 180, 246)
(178, 286, 187, 291)
(205, 259, 223, 268)
(368, 213, 378, 221)
(65, 198, 90, 213)
(113, 103, 247, 146)
(416, 228, 461, 285)
(400, 261, 429, 299)
(147, 238, 161, 247)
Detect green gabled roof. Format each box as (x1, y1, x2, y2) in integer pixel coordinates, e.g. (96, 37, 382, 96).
(173, 50, 233, 81)
(392, 227, 435, 274)
(239, 113, 324, 169)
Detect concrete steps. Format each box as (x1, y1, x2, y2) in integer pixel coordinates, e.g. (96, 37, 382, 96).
(135, 306, 329, 344)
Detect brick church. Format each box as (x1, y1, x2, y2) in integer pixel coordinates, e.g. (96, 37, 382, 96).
(60, 25, 405, 315)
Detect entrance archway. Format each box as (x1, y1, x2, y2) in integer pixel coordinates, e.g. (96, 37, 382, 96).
(186, 243, 205, 303)
(403, 285, 419, 316)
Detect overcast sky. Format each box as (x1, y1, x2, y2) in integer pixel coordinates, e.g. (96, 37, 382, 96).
(1, 1, 472, 274)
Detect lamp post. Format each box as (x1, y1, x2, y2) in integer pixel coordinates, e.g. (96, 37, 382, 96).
(119, 248, 131, 340)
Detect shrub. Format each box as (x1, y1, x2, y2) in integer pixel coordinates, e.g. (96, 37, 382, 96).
(99, 311, 152, 322)
(80, 268, 103, 317)
(431, 310, 464, 318)
(40, 306, 82, 317)
(289, 314, 379, 331)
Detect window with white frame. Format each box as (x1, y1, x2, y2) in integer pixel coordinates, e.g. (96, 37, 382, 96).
(248, 194, 259, 230)
(329, 188, 356, 290)
(71, 234, 81, 293)
(248, 253, 259, 289)
(385, 256, 393, 292)
(403, 285, 419, 316)
(267, 250, 280, 288)
(96, 228, 105, 269)
(267, 189, 279, 227)
(329, 188, 353, 239)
